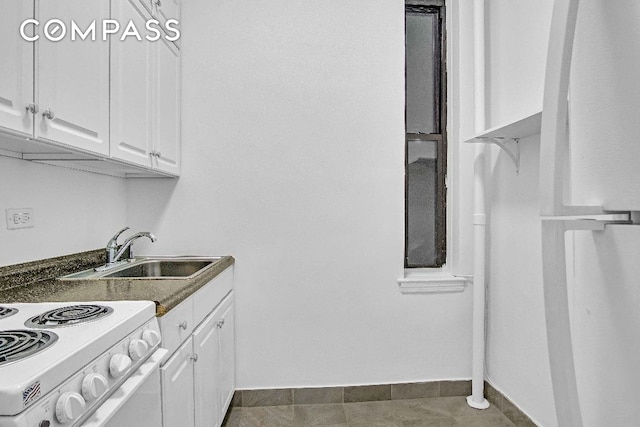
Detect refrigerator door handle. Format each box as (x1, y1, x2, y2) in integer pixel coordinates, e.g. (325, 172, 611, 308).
(540, 1, 590, 426)
(540, 0, 609, 218)
(540, 0, 581, 217)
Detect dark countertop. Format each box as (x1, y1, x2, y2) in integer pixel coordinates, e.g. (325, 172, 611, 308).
(0, 251, 234, 316)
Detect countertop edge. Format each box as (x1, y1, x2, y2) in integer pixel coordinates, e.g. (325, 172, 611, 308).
(0, 256, 235, 317)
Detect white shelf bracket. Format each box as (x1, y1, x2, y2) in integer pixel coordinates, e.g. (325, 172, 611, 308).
(476, 137, 520, 174)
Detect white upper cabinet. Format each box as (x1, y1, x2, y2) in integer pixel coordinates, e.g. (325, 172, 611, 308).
(0, 0, 181, 177)
(154, 0, 180, 29)
(153, 36, 181, 175)
(0, 1, 34, 137)
(111, 0, 154, 167)
(36, 1, 110, 155)
(0, 0, 109, 155)
(140, 0, 181, 40)
(111, 0, 181, 175)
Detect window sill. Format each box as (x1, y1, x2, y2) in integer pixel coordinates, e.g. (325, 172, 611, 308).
(398, 271, 470, 294)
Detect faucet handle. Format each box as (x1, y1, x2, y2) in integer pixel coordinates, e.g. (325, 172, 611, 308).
(107, 227, 130, 248)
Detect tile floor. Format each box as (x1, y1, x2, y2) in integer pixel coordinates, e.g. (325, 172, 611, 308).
(222, 396, 518, 426)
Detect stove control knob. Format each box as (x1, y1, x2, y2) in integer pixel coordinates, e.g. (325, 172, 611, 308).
(142, 329, 161, 347)
(129, 339, 149, 361)
(55, 392, 86, 424)
(109, 354, 132, 378)
(82, 373, 109, 401)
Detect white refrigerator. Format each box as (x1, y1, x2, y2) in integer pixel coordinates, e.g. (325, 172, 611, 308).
(540, 1, 640, 426)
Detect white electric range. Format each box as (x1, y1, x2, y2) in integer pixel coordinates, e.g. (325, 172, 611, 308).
(0, 301, 167, 427)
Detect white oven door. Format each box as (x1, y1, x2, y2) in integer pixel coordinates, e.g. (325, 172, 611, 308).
(80, 348, 168, 427)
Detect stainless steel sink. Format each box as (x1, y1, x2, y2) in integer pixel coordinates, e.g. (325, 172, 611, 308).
(103, 260, 213, 278)
(58, 257, 222, 280)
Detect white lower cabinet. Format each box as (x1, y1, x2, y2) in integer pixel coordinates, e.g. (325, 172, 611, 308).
(159, 267, 235, 427)
(161, 338, 196, 427)
(194, 295, 235, 427)
(193, 314, 221, 427)
(216, 299, 235, 418)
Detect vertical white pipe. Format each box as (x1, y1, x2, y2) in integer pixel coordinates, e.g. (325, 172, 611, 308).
(467, 0, 490, 410)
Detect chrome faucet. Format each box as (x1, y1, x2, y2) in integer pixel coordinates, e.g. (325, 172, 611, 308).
(106, 227, 130, 264)
(103, 227, 157, 268)
(113, 231, 157, 263)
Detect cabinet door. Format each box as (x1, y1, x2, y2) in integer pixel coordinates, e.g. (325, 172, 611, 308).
(153, 0, 181, 48)
(36, 1, 110, 155)
(217, 296, 235, 419)
(138, 0, 155, 16)
(110, 0, 153, 168)
(152, 37, 181, 175)
(193, 309, 221, 427)
(161, 338, 195, 427)
(153, 0, 180, 27)
(0, 1, 34, 137)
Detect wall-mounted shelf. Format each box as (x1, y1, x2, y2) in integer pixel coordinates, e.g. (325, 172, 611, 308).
(464, 110, 542, 174)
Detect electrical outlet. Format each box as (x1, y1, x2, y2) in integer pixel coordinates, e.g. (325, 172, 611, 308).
(6, 208, 34, 230)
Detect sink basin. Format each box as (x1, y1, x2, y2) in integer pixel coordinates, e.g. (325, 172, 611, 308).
(58, 256, 222, 280)
(103, 260, 213, 278)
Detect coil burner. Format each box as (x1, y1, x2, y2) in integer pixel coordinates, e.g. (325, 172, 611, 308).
(0, 307, 18, 320)
(25, 304, 114, 328)
(0, 330, 58, 366)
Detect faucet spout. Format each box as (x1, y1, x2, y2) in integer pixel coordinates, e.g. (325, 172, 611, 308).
(113, 232, 157, 263)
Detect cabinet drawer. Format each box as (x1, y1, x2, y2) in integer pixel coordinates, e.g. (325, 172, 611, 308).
(192, 266, 233, 327)
(158, 298, 194, 359)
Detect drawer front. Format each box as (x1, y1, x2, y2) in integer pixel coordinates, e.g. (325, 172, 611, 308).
(158, 297, 194, 359)
(193, 266, 233, 327)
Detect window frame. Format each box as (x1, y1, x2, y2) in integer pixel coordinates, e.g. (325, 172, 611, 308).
(404, 0, 447, 268)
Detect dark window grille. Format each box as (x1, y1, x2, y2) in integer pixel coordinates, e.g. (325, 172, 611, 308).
(405, 0, 446, 268)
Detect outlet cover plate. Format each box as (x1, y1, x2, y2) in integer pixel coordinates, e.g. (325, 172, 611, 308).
(6, 208, 34, 230)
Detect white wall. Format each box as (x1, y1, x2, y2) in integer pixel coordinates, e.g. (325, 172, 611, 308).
(486, 0, 551, 124)
(0, 153, 128, 266)
(483, 1, 557, 426)
(486, 134, 557, 427)
(127, 0, 474, 388)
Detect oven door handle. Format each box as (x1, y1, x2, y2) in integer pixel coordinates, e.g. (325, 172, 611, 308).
(79, 348, 168, 427)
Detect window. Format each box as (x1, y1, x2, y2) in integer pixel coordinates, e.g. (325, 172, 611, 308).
(405, 0, 446, 268)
